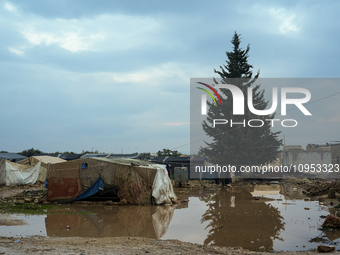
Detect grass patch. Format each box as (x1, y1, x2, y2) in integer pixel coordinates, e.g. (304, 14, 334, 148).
(0, 203, 53, 214)
(0, 203, 97, 215)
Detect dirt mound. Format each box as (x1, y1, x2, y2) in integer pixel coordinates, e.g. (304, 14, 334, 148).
(305, 181, 340, 196)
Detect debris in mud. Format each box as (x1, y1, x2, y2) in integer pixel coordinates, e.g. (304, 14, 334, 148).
(0, 218, 27, 226)
(250, 196, 275, 203)
(258, 246, 266, 252)
(182, 180, 223, 189)
(305, 181, 340, 197)
(324, 229, 340, 241)
(2, 188, 48, 205)
(317, 245, 335, 252)
(103, 198, 127, 205)
(328, 188, 336, 199)
(283, 177, 312, 186)
(322, 215, 340, 228)
(309, 236, 329, 243)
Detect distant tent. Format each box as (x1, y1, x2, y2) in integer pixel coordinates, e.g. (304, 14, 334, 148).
(47, 157, 177, 205)
(151, 156, 205, 167)
(18, 156, 66, 182)
(80, 153, 139, 159)
(59, 154, 82, 161)
(151, 156, 206, 179)
(33, 154, 82, 161)
(0, 153, 26, 162)
(0, 159, 41, 186)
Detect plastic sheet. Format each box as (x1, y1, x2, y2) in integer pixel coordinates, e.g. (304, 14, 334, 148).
(151, 164, 177, 204)
(0, 159, 41, 186)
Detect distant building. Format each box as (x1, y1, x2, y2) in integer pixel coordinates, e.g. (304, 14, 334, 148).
(306, 143, 331, 151)
(281, 144, 331, 166)
(283, 145, 303, 151)
(282, 150, 331, 166)
(331, 143, 340, 165)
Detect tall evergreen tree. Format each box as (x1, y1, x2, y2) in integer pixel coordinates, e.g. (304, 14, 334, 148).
(199, 32, 282, 166)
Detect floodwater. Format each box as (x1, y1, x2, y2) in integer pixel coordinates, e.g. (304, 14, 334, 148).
(0, 183, 339, 252)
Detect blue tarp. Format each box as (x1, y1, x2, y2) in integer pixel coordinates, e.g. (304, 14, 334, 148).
(73, 178, 105, 201)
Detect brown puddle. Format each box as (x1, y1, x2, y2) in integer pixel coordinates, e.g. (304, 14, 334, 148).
(45, 205, 175, 238)
(0, 184, 339, 252)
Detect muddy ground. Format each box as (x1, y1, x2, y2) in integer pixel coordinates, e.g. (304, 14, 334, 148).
(0, 179, 339, 254)
(0, 236, 323, 255)
(0, 183, 45, 198)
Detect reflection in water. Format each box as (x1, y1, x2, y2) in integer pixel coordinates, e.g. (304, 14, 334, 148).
(251, 184, 280, 196)
(45, 205, 175, 238)
(199, 187, 284, 250)
(230, 196, 235, 208)
(45, 186, 327, 251)
(280, 183, 304, 199)
(325, 229, 340, 241)
(1, 184, 333, 251)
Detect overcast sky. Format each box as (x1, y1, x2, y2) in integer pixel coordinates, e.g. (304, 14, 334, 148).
(1, 0, 339, 154)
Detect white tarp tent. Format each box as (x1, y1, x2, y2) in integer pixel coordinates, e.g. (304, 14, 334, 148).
(0, 159, 41, 186)
(18, 156, 66, 182)
(151, 164, 177, 205)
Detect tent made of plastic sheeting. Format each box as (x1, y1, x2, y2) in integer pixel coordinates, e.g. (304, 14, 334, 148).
(47, 157, 177, 205)
(80, 153, 139, 159)
(18, 156, 66, 182)
(151, 156, 206, 180)
(0, 159, 41, 186)
(0, 153, 27, 162)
